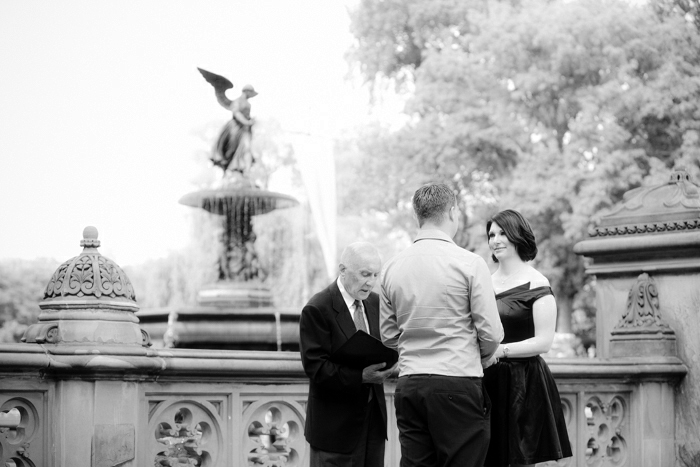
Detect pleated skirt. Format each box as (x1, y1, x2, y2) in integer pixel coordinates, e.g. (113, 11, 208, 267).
(482, 356, 572, 466)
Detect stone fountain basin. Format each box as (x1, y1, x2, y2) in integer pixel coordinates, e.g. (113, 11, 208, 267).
(179, 187, 298, 215)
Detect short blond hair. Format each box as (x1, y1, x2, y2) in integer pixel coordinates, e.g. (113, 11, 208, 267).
(412, 183, 456, 227)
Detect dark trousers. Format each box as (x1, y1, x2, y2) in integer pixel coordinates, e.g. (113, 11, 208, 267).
(310, 396, 385, 467)
(394, 374, 491, 467)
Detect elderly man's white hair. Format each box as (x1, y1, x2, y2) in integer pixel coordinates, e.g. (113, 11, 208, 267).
(339, 242, 381, 269)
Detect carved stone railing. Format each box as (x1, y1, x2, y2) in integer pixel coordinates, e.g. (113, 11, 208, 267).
(1, 193, 692, 467)
(0, 345, 685, 467)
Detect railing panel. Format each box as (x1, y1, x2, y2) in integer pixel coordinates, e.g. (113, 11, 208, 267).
(242, 397, 307, 466)
(0, 348, 685, 467)
(146, 391, 230, 467)
(0, 383, 50, 467)
(142, 383, 311, 467)
(137, 381, 643, 467)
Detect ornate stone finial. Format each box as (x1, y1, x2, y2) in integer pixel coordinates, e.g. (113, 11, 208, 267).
(22, 227, 148, 347)
(80, 225, 101, 249)
(43, 227, 135, 302)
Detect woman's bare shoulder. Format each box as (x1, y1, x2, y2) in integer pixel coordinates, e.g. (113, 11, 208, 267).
(526, 267, 551, 289)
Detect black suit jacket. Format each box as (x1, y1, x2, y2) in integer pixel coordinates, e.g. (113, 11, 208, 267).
(299, 280, 388, 453)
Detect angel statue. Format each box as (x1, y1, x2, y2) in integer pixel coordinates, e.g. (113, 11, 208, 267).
(198, 68, 258, 175)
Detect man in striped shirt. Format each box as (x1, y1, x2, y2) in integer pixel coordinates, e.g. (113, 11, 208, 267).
(381, 183, 504, 467)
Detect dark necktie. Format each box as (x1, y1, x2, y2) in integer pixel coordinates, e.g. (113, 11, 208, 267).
(353, 300, 368, 333)
(353, 299, 374, 402)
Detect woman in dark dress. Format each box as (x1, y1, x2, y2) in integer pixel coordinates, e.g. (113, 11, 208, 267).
(482, 209, 572, 467)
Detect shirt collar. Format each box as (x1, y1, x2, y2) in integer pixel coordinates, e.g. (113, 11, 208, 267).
(336, 277, 358, 310)
(414, 228, 456, 245)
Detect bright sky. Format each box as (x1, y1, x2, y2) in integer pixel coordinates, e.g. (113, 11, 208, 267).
(0, 0, 373, 266)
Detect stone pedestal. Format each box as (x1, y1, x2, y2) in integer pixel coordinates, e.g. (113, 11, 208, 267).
(574, 169, 699, 464)
(15, 227, 151, 467)
(609, 328, 677, 358)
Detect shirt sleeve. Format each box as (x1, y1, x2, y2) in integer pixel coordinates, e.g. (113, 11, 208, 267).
(380, 277, 400, 350)
(470, 258, 504, 361)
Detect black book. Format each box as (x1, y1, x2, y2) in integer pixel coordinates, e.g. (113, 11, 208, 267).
(331, 331, 399, 371)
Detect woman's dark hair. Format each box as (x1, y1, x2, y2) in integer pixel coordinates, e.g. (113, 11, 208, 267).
(486, 209, 538, 263)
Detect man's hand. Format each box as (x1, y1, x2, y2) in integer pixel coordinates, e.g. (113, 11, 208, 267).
(482, 354, 498, 369)
(387, 362, 400, 378)
(362, 362, 393, 384)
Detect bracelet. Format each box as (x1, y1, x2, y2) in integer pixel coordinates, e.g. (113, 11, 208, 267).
(502, 345, 511, 358)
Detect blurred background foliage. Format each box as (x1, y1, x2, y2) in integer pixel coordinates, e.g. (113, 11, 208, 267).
(2, 0, 700, 355)
(0, 259, 59, 343)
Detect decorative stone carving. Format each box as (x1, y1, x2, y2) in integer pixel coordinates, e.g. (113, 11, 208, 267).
(141, 329, 152, 348)
(244, 400, 306, 466)
(43, 226, 136, 302)
(589, 169, 700, 237)
(22, 227, 150, 346)
(585, 395, 628, 466)
(0, 396, 43, 467)
(588, 219, 700, 237)
(150, 401, 223, 467)
(617, 273, 668, 329)
(610, 273, 677, 357)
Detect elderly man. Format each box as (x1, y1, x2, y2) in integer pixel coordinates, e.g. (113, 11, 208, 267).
(381, 183, 504, 467)
(300, 242, 394, 467)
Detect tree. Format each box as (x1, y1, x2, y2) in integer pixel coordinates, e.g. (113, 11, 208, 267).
(345, 0, 700, 350)
(348, 0, 484, 88)
(0, 258, 59, 343)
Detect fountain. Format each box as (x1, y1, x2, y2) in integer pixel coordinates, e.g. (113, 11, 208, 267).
(137, 70, 301, 351)
(179, 177, 298, 301)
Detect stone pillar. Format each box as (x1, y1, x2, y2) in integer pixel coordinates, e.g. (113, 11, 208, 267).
(21, 227, 150, 467)
(574, 169, 699, 464)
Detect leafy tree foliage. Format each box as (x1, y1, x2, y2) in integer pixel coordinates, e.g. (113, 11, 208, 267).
(0, 258, 59, 343)
(348, 0, 484, 86)
(344, 0, 700, 346)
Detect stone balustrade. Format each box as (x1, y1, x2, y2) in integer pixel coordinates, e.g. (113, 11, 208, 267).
(3, 170, 699, 466)
(0, 344, 686, 467)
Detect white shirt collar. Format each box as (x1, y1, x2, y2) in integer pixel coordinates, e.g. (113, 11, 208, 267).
(337, 277, 359, 311)
(414, 228, 456, 244)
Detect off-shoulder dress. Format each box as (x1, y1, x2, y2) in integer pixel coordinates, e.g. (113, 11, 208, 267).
(483, 283, 572, 466)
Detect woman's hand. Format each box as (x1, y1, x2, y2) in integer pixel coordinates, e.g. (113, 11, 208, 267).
(494, 344, 507, 359)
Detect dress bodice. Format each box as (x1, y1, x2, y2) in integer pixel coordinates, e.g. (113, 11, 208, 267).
(495, 282, 553, 344)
